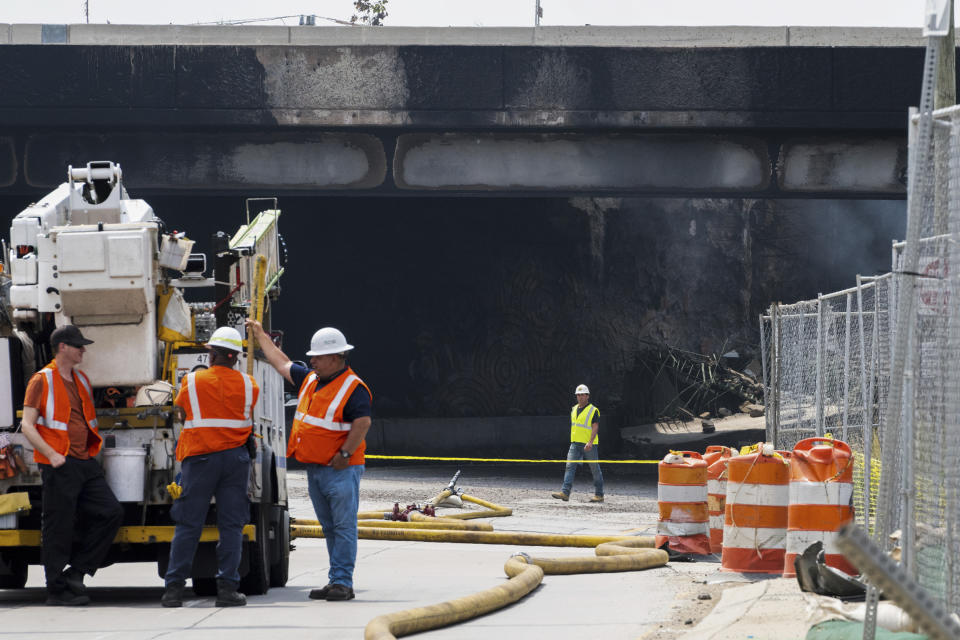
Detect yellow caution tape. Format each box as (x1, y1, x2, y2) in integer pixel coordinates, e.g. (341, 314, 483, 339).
(365, 454, 660, 464)
(738, 443, 761, 455)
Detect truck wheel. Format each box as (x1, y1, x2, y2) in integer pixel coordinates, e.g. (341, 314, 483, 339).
(0, 556, 27, 589)
(269, 507, 290, 588)
(240, 503, 271, 595)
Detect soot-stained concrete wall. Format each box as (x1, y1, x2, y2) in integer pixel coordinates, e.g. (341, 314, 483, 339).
(0, 193, 901, 455)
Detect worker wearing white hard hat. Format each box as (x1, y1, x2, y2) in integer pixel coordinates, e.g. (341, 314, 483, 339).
(246, 319, 371, 602)
(551, 383, 604, 503)
(162, 325, 259, 608)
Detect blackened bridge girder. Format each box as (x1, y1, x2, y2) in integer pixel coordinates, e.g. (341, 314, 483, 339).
(0, 28, 935, 198)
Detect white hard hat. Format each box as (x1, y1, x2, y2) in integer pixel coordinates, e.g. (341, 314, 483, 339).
(306, 327, 354, 356)
(207, 326, 243, 353)
(575, 384, 590, 395)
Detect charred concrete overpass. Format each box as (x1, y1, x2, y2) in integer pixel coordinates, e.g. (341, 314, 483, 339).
(0, 25, 927, 456)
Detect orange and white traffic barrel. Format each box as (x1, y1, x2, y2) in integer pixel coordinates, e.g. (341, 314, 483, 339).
(656, 451, 711, 555)
(721, 443, 791, 573)
(704, 446, 734, 553)
(783, 437, 856, 577)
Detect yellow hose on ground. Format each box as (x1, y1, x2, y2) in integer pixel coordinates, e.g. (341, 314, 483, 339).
(364, 543, 667, 639)
(428, 488, 454, 505)
(291, 518, 493, 532)
(407, 512, 486, 525)
(365, 556, 544, 640)
(358, 493, 512, 522)
(355, 511, 475, 524)
(425, 491, 513, 520)
(291, 525, 645, 548)
(357, 510, 394, 520)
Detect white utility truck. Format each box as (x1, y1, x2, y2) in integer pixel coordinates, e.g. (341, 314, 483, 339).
(0, 161, 290, 595)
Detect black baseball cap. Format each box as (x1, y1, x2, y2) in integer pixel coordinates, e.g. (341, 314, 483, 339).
(50, 325, 95, 351)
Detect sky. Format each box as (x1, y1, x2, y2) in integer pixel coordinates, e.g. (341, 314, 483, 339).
(0, 1, 931, 29)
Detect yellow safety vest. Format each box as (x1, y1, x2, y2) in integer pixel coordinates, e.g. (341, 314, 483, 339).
(570, 404, 599, 444)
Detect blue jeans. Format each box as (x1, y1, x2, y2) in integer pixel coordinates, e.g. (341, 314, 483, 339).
(165, 446, 251, 587)
(560, 443, 603, 497)
(307, 463, 364, 588)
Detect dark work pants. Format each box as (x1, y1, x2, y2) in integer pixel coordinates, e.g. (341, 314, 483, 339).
(165, 446, 251, 587)
(40, 457, 123, 592)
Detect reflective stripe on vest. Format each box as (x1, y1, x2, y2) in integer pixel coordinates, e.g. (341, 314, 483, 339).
(569, 404, 598, 444)
(292, 372, 359, 432)
(181, 371, 254, 430)
(32, 363, 101, 464)
(38, 369, 68, 431)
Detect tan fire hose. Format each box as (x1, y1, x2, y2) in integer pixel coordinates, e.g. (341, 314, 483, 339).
(356, 494, 512, 522)
(290, 524, 643, 548)
(364, 538, 667, 640)
(427, 490, 513, 520)
(291, 517, 494, 532)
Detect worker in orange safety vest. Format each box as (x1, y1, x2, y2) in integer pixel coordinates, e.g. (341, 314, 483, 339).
(247, 319, 371, 602)
(20, 324, 123, 606)
(161, 326, 259, 608)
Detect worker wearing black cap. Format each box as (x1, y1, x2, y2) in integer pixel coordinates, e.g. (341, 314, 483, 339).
(20, 325, 123, 606)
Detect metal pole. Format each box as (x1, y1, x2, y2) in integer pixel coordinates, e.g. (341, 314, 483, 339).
(815, 295, 825, 437)
(760, 312, 770, 442)
(856, 277, 872, 529)
(842, 292, 852, 441)
(797, 306, 805, 445)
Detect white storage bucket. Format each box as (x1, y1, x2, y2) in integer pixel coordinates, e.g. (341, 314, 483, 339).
(103, 448, 147, 502)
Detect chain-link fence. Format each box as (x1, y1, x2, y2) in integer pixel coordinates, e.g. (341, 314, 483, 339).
(761, 106, 960, 631)
(761, 275, 891, 532)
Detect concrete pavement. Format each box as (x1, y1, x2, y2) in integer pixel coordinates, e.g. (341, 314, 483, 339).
(0, 467, 824, 639)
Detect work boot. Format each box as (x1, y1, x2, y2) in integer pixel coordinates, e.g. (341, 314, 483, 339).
(309, 584, 334, 600)
(61, 566, 87, 596)
(161, 581, 185, 608)
(46, 589, 90, 606)
(589, 495, 604, 503)
(551, 492, 569, 502)
(214, 579, 247, 607)
(324, 583, 355, 601)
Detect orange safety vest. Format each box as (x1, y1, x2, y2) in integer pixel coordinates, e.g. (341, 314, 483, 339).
(30, 360, 101, 465)
(287, 367, 371, 465)
(175, 366, 259, 460)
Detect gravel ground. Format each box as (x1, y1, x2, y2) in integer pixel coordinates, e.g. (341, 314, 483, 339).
(287, 463, 741, 639)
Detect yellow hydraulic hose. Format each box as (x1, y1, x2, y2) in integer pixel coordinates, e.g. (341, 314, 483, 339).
(365, 556, 544, 640)
(428, 488, 454, 505)
(355, 511, 470, 524)
(425, 490, 513, 520)
(357, 510, 394, 520)
(291, 517, 493, 532)
(358, 493, 512, 523)
(291, 524, 644, 548)
(407, 512, 485, 525)
(364, 544, 668, 640)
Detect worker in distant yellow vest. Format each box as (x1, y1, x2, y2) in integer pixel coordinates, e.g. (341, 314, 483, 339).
(551, 384, 604, 503)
